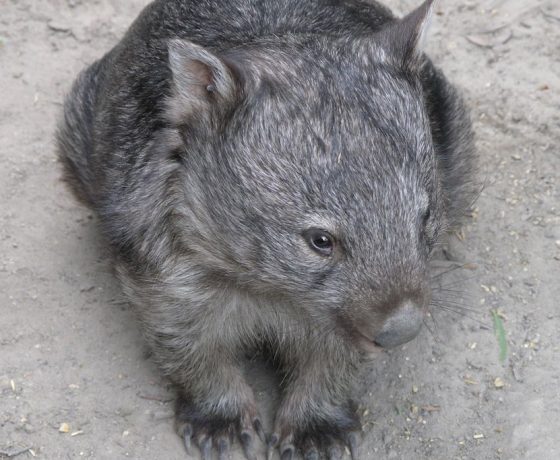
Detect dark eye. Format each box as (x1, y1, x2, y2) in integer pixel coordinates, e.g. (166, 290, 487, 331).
(303, 228, 335, 256)
(422, 208, 431, 227)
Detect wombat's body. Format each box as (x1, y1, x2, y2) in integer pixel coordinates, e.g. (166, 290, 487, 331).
(57, 0, 476, 457)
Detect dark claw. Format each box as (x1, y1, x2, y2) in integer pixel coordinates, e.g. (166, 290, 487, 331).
(327, 445, 343, 460)
(216, 436, 231, 460)
(268, 433, 279, 447)
(240, 430, 258, 460)
(304, 448, 320, 460)
(267, 447, 275, 460)
(267, 434, 279, 460)
(346, 432, 359, 460)
(182, 424, 193, 455)
(253, 418, 267, 443)
(280, 444, 295, 460)
(198, 435, 213, 460)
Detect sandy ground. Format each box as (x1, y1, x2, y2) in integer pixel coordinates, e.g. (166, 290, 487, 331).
(1, 0, 559, 459)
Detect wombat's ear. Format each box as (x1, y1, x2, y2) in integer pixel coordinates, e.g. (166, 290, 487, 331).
(379, 0, 437, 69)
(166, 39, 239, 124)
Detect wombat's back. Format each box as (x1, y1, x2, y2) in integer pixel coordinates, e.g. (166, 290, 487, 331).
(57, 60, 104, 207)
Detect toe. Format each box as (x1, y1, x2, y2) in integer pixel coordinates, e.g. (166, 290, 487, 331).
(240, 429, 258, 460)
(216, 434, 231, 460)
(280, 444, 295, 460)
(267, 433, 280, 460)
(181, 423, 193, 455)
(253, 417, 267, 443)
(197, 434, 213, 460)
(346, 432, 360, 459)
(326, 443, 343, 460)
(302, 437, 320, 460)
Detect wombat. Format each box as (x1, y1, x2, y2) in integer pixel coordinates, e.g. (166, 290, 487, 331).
(57, 0, 476, 458)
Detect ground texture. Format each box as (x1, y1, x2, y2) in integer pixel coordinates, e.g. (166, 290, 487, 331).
(1, 0, 559, 459)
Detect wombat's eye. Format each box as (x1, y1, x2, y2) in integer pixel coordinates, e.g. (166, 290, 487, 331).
(303, 228, 335, 256)
(422, 208, 431, 226)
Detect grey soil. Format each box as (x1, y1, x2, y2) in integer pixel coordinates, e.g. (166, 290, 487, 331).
(1, 0, 559, 459)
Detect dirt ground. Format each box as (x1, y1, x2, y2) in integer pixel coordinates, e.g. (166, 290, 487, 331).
(1, 0, 559, 459)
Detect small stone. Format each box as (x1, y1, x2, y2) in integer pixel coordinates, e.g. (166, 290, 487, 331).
(494, 377, 505, 389)
(59, 422, 70, 433)
(47, 21, 71, 33)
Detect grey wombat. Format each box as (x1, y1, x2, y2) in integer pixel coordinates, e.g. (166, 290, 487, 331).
(57, 0, 476, 458)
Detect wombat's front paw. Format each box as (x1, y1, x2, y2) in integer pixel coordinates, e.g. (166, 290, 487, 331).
(269, 402, 361, 459)
(175, 395, 266, 460)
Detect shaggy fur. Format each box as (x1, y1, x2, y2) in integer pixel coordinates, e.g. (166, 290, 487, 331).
(57, 0, 476, 458)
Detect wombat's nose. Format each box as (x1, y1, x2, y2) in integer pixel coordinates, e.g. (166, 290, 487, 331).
(373, 300, 424, 349)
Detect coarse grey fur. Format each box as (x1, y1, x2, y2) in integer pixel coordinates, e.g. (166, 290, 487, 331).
(56, 0, 477, 458)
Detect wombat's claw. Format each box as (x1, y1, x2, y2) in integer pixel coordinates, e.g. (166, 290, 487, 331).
(327, 444, 343, 460)
(304, 449, 320, 460)
(197, 434, 213, 460)
(253, 417, 266, 443)
(176, 396, 265, 460)
(267, 433, 280, 460)
(240, 430, 258, 460)
(271, 418, 361, 459)
(302, 439, 320, 460)
(346, 432, 359, 460)
(280, 443, 295, 460)
(182, 424, 193, 454)
(216, 435, 232, 460)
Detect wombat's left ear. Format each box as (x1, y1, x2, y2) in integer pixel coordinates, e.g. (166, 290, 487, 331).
(379, 0, 437, 69)
(166, 39, 240, 124)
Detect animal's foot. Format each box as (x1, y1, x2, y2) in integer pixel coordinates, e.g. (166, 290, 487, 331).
(268, 403, 361, 459)
(176, 395, 266, 460)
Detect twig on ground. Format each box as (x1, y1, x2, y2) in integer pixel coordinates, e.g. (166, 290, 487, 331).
(0, 447, 32, 458)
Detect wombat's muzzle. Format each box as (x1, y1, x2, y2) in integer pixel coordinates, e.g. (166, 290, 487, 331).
(373, 300, 424, 348)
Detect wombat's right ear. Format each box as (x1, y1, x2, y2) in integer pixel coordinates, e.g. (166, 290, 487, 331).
(379, 0, 437, 70)
(166, 39, 239, 124)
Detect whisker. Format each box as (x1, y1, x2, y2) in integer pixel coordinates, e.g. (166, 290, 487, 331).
(431, 286, 466, 295)
(431, 292, 466, 303)
(422, 317, 438, 342)
(429, 311, 441, 333)
(429, 304, 490, 329)
(432, 288, 464, 297)
(436, 273, 481, 289)
(431, 299, 481, 313)
(430, 263, 471, 280)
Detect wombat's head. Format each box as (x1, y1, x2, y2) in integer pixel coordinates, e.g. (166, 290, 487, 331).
(167, 1, 443, 351)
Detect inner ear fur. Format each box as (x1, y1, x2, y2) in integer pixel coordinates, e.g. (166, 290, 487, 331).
(166, 39, 240, 124)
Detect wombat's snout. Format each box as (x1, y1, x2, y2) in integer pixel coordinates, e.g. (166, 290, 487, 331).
(373, 300, 424, 348)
